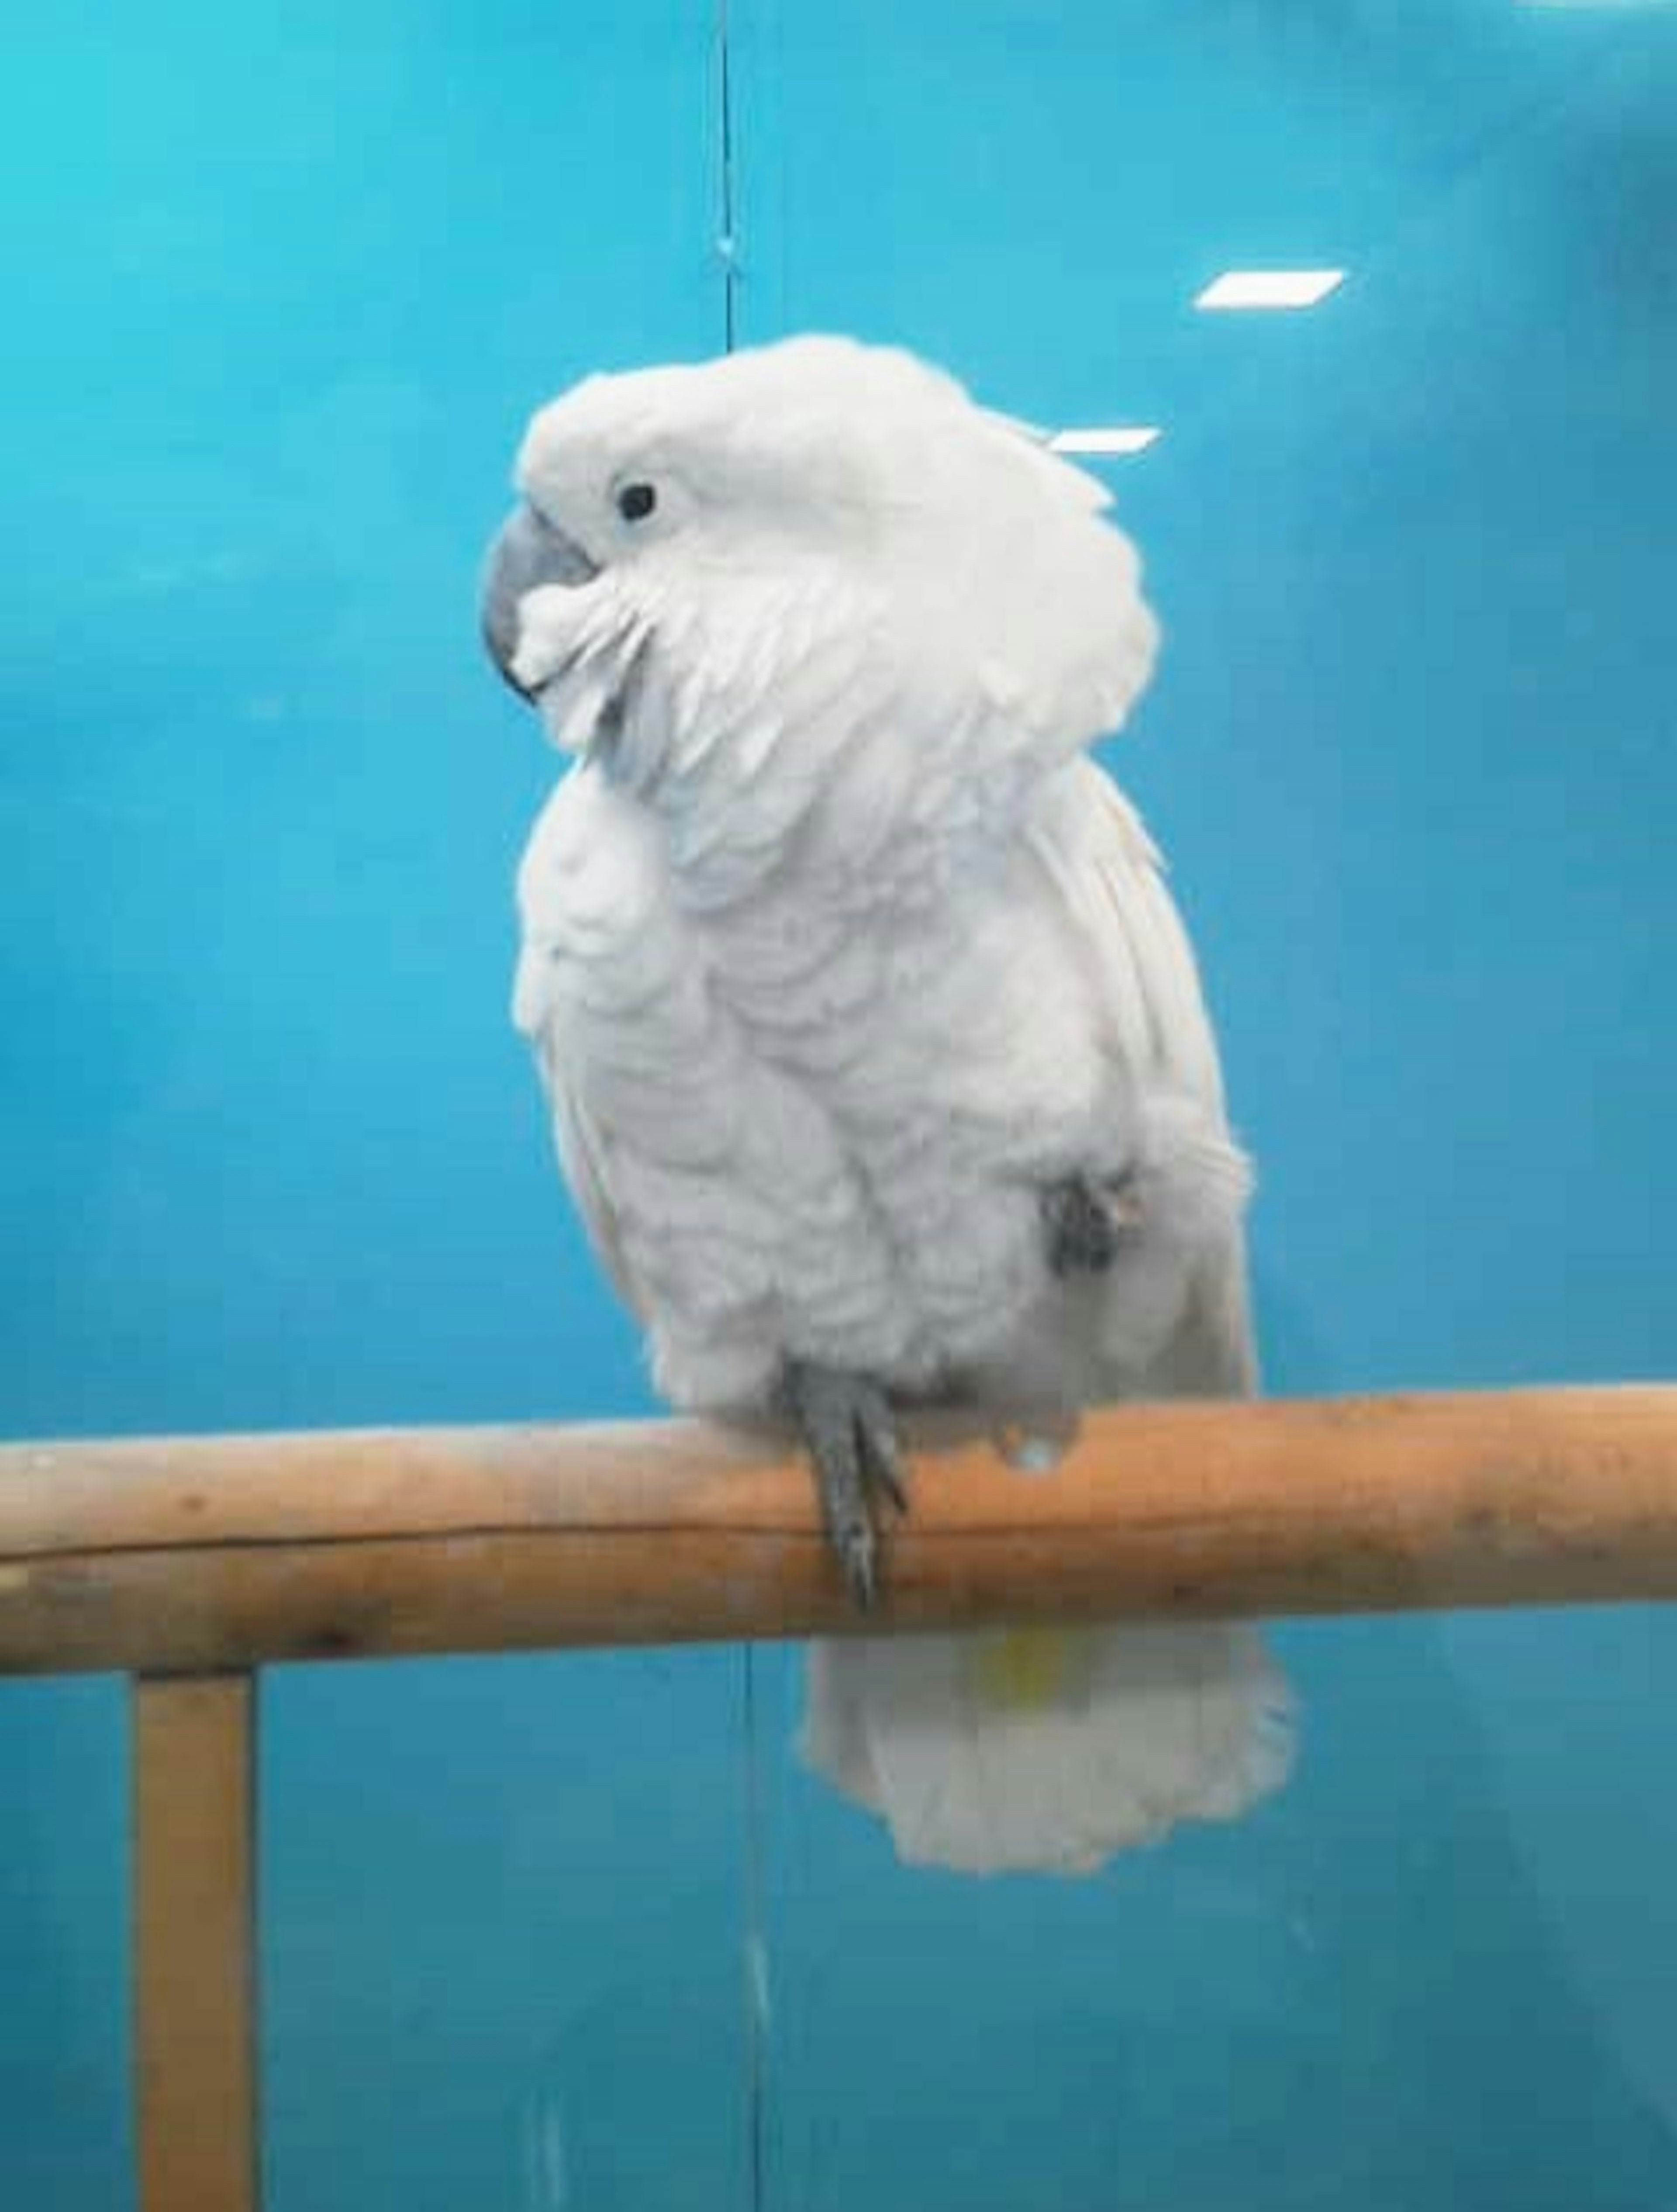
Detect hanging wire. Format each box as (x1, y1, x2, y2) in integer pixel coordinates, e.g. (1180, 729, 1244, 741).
(714, 24, 766, 2197)
(717, 0, 742, 354)
(740, 1643, 770, 2212)
(715, 16, 766, 2202)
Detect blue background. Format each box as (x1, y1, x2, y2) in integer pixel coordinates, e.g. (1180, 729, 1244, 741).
(4, 1, 1677, 2204)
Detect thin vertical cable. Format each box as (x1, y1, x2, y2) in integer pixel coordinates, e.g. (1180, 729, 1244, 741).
(719, 13, 762, 2203)
(717, 0, 741, 353)
(741, 1645, 769, 2212)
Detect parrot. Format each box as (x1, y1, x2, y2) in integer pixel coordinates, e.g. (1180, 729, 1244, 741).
(481, 333, 1293, 1874)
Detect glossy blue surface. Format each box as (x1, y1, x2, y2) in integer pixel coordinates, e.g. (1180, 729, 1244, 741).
(4, 2, 1677, 2204)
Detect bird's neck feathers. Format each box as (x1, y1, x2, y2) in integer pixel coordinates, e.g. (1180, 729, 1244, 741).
(525, 525, 1159, 908)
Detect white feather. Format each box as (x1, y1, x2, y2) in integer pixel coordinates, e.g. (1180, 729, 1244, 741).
(504, 334, 1293, 1871)
(805, 1625, 1292, 1875)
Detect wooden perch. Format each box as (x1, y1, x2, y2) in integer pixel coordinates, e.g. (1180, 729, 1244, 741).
(1, 1386, 1674, 1676)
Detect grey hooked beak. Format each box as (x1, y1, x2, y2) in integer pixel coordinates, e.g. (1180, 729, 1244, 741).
(480, 503, 600, 699)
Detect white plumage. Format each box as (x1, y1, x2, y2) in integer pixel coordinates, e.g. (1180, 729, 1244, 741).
(489, 334, 1293, 1874)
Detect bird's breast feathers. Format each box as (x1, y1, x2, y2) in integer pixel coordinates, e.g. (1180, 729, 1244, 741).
(515, 753, 1246, 1410)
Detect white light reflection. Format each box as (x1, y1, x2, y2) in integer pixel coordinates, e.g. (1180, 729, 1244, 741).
(1049, 426, 1162, 456)
(1195, 269, 1346, 310)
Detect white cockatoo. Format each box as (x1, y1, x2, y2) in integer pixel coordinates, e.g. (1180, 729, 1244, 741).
(482, 335, 1293, 1874)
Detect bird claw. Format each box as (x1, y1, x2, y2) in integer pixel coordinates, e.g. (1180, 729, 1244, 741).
(780, 1361, 907, 1610)
(1040, 1171, 1143, 1277)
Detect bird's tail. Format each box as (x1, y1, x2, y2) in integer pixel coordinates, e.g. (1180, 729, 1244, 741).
(802, 1621, 1293, 1875)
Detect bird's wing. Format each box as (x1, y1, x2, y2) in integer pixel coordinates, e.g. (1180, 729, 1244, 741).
(1025, 753, 1257, 1397)
(802, 753, 1280, 1876)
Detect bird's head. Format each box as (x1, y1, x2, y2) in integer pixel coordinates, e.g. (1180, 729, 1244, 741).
(482, 335, 1158, 795)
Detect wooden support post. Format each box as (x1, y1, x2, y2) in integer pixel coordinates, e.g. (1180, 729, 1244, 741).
(133, 1673, 260, 2212)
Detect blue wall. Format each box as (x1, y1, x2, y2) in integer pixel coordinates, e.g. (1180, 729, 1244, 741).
(4, 2, 1677, 2205)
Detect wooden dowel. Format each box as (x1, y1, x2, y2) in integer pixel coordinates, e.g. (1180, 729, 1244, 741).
(133, 1673, 260, 2212)
(0, 1387, 1672, 1675)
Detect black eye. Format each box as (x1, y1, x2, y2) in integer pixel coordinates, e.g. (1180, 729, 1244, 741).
(616, 482, 657, 523)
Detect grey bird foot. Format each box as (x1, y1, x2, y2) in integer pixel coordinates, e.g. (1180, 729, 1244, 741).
(1040, 1171, 1144, 1276)
(779, 1360, 908, 1610)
